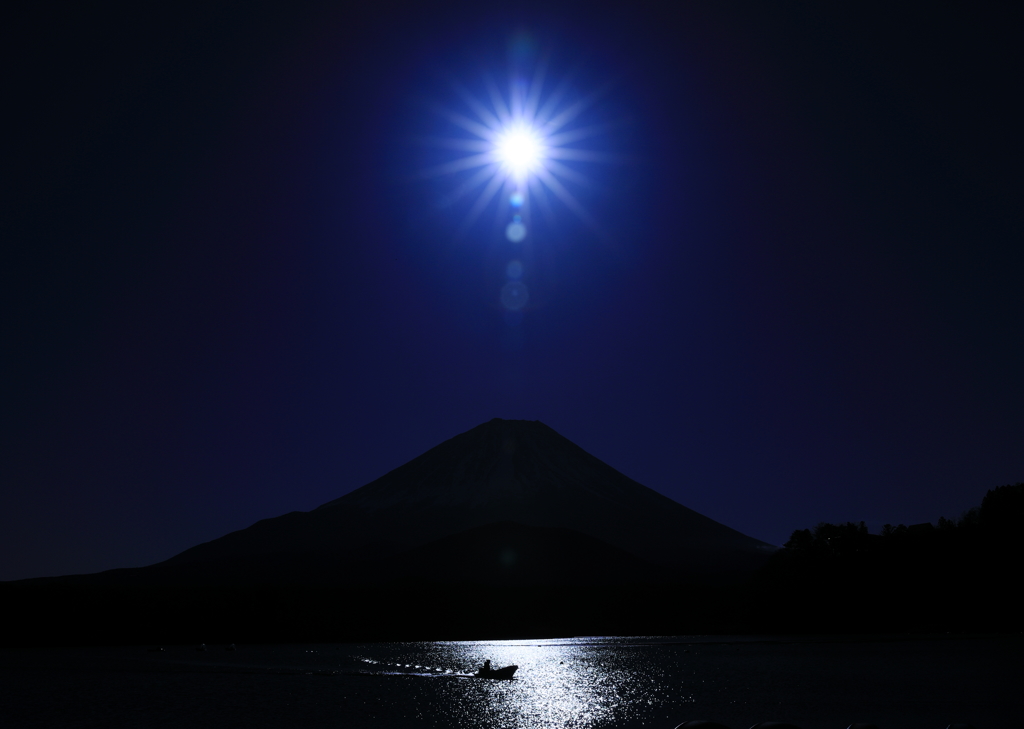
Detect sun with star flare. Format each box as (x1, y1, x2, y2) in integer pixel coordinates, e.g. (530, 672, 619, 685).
(419, 54, 616, 242)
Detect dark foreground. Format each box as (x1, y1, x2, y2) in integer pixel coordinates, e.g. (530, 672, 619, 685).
(1, 635, 1018, 729)
(8, 484, 1022, 647)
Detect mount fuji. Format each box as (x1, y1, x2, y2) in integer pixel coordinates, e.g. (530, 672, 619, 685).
(7, 419, 779, 643)
(154, 418, 774, 582)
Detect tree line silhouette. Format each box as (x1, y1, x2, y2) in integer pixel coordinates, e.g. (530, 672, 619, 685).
(3, 483, 1019, 644)
(750, 482, 1023, 633)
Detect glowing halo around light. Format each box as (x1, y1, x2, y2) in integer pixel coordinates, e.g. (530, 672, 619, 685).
(419, 56, 616, 237)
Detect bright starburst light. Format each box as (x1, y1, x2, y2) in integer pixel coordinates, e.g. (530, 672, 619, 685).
(420, 56, 616, 239)
(414, 42, 622, 320)
(495, 125, 544, 181)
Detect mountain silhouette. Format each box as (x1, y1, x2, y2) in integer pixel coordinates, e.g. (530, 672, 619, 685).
(5, 419, 778, 644)
(161, 418, 774, 579)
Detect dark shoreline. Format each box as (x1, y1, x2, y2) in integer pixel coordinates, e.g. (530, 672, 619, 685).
(7, 483, 1019, 648)
(4, 576, 1017, 648)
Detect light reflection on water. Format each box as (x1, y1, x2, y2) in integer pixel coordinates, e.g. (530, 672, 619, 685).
(358, 637, 687, 729)
(3, 636, 1013, 728)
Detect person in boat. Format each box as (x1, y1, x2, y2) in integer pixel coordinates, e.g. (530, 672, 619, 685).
(480, 659, 492, 675)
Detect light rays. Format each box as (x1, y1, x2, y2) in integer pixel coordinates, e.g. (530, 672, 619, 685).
(420, 61, 614, 240)
(412, 49, 622, 323)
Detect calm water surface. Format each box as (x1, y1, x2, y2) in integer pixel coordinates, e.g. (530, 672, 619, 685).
(2, 636, 1018, 728)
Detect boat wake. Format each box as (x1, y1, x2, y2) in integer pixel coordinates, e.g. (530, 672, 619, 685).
(356, 657, 499, 679)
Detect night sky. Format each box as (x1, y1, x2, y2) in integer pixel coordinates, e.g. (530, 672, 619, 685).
(3, 2, 1021, 581)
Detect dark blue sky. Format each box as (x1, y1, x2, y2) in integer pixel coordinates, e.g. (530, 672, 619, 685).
(3, 2, 1021, 581)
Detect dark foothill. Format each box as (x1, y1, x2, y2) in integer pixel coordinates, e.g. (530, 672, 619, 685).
(675, 722, 731, 729)
(846, 724, 880, 729)
(748, 723, 802, 729)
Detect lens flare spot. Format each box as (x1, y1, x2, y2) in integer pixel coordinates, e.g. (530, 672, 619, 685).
(506, 220, 527, 242)
(509, 191, 524, 207)
(500, 281, 529, 311)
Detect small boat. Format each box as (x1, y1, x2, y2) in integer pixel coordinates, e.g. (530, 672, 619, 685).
(475, 664, 518, 680)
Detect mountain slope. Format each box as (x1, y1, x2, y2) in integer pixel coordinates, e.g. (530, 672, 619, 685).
(167, 419, 773, 573)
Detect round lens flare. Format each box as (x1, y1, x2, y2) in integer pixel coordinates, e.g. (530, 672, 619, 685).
(495, 126, 543, 181)
(505, 220, 527, 242)
(501, 281, 529, 311)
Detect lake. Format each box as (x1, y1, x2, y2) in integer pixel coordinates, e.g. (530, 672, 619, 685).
(1, 635, 1018, 728)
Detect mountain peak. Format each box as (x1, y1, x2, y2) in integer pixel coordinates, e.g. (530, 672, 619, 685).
(167, 420, 772, 573)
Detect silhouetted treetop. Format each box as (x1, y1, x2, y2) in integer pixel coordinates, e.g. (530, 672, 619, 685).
(759, 481, 1022, 633)
(979, 482, 1024, 536)
(784, 521, 871, 556)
